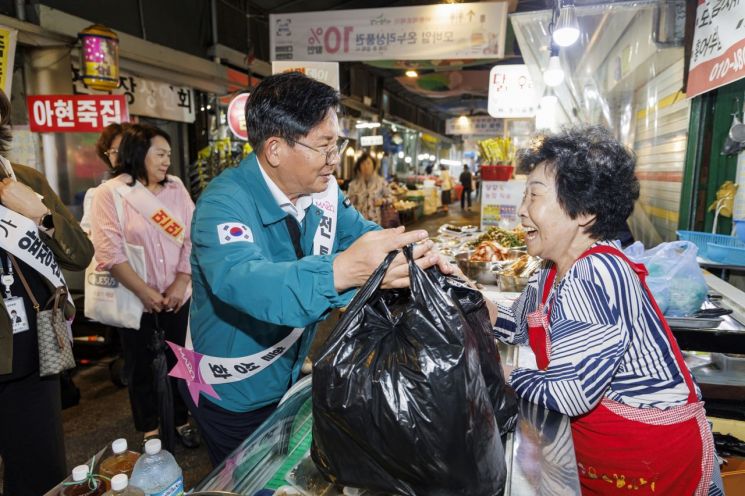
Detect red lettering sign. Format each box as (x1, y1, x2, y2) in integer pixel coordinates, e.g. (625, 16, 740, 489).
(26, 95, 130, 133)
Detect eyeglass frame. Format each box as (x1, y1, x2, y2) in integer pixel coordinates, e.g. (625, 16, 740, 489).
(104, 148, 119, 158)
(285, 137, 348, 164)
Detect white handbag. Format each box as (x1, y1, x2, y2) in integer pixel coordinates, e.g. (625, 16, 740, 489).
(84, 185, 147, 329)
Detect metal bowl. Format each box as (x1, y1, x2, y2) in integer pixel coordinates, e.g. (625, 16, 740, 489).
(455, 252, 498, 286)
(497, 273, 530, 292)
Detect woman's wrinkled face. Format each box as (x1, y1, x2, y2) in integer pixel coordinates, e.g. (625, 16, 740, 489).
(360, 158, 375, 178)
(518, 162, 583, 263)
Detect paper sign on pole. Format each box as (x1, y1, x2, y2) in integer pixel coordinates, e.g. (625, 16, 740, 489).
(270, 2, 508, 62)
(272, 61, 340, 90)
(687, 0, 745, 98)
(480, 180, 525, 230)
(488, 65, 536, 118)
(0, 25, 17, 98)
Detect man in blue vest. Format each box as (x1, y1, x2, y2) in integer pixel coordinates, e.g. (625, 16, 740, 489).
(186, 72, 449, 466)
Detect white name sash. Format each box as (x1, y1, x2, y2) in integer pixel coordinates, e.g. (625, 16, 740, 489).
(0, 204, 73, 307)
(170, 177, 339, 405)
(117, 179, 185, 247)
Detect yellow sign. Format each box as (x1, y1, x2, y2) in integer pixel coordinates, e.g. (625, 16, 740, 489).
(0, 26, 17, 98)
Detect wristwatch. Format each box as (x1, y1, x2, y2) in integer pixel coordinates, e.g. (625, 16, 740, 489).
(39, 211, 54, 230)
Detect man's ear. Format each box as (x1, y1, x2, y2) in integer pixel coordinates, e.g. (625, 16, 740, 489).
(262, 137, 283, 168)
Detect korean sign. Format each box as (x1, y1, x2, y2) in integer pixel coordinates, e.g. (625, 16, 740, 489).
(270, 1, 508, 62)
(480, 179, 525, 229)
(0, 25, 17, 98)
(488, 65, 536, 118)
(272, 61, 340, 90)
(72, 66, 195, 123)
(228, 93, 250, 141)
(446, 116, 504, 136)
(687, 0, 745, 98)
(26, 95, 129, 133)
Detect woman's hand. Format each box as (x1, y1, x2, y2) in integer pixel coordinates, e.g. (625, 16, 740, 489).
(163, 273, 189, 312)
(137, 286, 166, 313)
(0, 178, 47, 222)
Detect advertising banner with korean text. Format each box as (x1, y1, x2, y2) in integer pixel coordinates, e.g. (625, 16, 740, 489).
(272, 61, 340, 90)
(687, 0, 745, 98)
(270, 1, 508, 62)
(72, 66, 195, 123)
(488, 64, 536, 118)
(0, 25, 17, 98)
(27, 95, 129, 133)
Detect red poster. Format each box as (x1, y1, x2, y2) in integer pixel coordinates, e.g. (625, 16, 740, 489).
(26, 94, 130, 133)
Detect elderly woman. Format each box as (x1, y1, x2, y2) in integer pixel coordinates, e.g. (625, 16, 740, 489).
(347, 151, 392, 224)
(491, 127, 720, 495)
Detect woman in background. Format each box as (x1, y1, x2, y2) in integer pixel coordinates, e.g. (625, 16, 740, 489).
(90, 123, 199, 450)
(347, 151, 392, 225)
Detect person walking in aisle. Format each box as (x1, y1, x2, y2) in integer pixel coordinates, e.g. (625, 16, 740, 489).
(90, 123, 200, 451)
(459, 164, 473, 211)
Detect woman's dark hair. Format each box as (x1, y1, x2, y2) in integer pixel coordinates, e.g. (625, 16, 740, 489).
(0, 89, 12, 154)
(95, 122, 131, 169)
(245, 72, 340, 153)
(115, 123, 171, 186)
(353, 152, 377, 177)
(516, 125, 639, 240)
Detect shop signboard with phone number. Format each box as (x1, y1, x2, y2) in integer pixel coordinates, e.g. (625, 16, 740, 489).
(270, 1, 507, 62)
(687, 0, 745, 98)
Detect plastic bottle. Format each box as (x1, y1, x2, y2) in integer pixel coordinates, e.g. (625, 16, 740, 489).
(103, 474, 145, 496)
(61, 465, 106, 496)
(100, 438, 141, 490)
(129, 439, 184, 496)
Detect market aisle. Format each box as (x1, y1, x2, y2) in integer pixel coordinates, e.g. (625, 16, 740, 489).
(0, 200, 484, 494)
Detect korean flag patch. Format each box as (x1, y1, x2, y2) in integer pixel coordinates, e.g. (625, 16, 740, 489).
(217, 223, 254, 244)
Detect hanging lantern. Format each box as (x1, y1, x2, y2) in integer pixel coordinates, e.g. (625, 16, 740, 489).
(78, 24, 120, 91)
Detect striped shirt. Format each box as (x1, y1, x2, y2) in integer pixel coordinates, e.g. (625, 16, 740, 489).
(494, 241, 698, 417)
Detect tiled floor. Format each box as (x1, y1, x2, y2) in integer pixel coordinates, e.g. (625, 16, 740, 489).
(1, 200, 482, 494)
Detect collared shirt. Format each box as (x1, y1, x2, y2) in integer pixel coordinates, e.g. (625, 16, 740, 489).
(91, 174, 195, 294)
(493, 241, 695, 417)
(258, 162, 313, 223)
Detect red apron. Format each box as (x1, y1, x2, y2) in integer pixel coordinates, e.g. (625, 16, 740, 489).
(526, 245, 714, 495)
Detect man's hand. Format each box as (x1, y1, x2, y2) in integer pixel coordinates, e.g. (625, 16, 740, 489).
(333, 227, 429, 291)
(0, 178, 47, 222)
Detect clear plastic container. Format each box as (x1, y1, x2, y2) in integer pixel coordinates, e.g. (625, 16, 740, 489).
(103, 474, 145, 496)
(100, 438, 140, 490)
(129, 439, 183, 496)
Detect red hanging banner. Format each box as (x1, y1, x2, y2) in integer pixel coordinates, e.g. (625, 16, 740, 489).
(26, 94, 130, 133)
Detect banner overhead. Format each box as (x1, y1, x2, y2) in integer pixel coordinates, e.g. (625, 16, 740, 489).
(270, 1, 508, 62)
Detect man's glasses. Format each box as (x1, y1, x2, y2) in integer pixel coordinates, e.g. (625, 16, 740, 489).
(104, 148, 119, 158)
(286, 138, 348, 164)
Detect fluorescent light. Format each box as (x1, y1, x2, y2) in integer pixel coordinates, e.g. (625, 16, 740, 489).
(345, 147, 355, 157)
(355, 122, 381, 129)
(404, 156, 412, 164)
(553, 1, 580, 47)
(405, 70, 418, 78)
(429, 154, 436, 161)
(543, 46, 565, 87)
(398, 151, 404, 158)
(440, 159, 462, 166)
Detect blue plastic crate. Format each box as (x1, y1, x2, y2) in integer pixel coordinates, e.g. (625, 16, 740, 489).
(676, 230, 744, 258)
(706, 242, 745, 265)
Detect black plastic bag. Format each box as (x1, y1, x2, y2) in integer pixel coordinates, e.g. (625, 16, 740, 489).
(312, 246, 517, 496)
